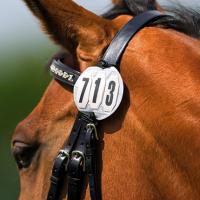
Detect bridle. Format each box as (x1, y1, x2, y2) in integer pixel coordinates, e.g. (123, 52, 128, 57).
(47, 11, 168, 200)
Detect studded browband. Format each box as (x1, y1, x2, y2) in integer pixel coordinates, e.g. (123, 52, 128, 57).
(47, 11, 168, 200)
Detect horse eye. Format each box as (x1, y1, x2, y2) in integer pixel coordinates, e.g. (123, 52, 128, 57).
(12, 142, 38, 170)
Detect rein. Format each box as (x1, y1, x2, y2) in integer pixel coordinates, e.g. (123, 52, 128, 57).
(47, 11, 168, 200)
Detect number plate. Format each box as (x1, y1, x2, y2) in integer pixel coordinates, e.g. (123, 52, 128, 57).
(74, 66, 124, 120)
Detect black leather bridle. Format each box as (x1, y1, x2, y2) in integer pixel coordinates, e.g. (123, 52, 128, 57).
(47, 11, 168, 200)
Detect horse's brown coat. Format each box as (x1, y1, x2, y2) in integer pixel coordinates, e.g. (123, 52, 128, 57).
(12, 0, 200, 199)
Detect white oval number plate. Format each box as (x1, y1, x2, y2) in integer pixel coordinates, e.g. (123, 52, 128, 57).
(74, 66, 124, 120)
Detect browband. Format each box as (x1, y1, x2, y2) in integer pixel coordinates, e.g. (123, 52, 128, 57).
(50, 59, 80, 87)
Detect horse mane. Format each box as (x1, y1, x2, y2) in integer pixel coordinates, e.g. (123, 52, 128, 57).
(103, 1, 200, 39)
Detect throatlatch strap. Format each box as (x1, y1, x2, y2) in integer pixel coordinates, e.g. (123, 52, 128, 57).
(101, 11, 167, 67)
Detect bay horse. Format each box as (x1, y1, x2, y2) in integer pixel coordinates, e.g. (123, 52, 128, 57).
(12, 0, 200, 199)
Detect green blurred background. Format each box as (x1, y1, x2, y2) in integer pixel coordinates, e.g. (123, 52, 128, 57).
(0, 0, 199, 199)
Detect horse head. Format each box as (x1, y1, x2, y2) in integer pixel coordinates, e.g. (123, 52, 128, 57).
(12, 0, 200, 199)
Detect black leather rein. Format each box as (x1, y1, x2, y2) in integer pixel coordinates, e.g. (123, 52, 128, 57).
(47, 11, 168, 200)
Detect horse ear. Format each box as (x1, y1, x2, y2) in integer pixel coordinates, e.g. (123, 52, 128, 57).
(23, 0, 117, 64)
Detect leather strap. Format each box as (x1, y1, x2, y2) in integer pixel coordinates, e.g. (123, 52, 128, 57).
(47, 112, 95, 200)
(85, 127, 100, 200)
(50, 59, 80, 87)
(101, 10, 168, 67)
(67, 156, 85, 200)
(47, 150, 69, 200)
(67, 115, 98, 200)
(67, 122, 87, 200)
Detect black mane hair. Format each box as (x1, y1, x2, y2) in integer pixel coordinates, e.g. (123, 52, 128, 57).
(103, 1, 200, 39)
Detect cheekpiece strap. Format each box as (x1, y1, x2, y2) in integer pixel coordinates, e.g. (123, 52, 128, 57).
(47, 112, 96, 200)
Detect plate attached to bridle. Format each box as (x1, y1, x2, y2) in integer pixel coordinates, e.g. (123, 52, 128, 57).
(74, 66, 124, 120)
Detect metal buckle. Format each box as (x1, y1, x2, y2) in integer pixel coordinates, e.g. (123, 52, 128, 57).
(71, 150, 86, 171)
(58, 150, 70, 171)
(86, 123, 99, 140)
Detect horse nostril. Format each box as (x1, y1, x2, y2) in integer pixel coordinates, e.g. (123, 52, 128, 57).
(12, 141, 39, 170)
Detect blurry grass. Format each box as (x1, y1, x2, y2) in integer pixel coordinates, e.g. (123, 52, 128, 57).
(0, 41, 58, 199)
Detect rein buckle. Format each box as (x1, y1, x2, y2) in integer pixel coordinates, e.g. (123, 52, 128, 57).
(58, 150, 70, 171)
(87, 123, 99, 140)
(71, 150, 86, 171)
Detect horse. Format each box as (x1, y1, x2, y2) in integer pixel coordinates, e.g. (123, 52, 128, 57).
(12, 0, 200, 199)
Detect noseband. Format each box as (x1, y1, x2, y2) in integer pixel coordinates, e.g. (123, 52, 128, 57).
(47, 11, 168, 200)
